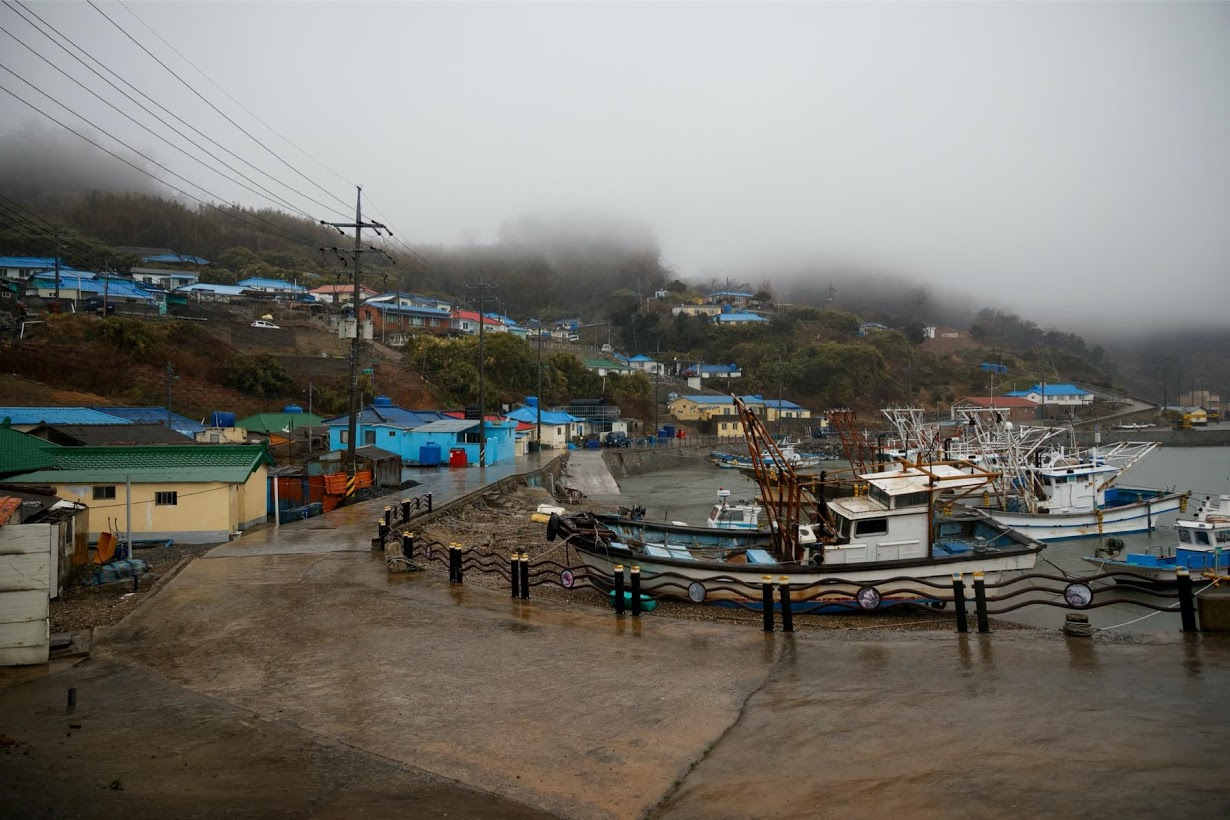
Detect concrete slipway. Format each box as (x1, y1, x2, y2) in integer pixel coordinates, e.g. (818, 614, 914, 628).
(3, 457, 1230, 818)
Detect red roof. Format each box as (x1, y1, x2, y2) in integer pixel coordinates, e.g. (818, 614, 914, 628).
(960, 396, 1038, 408)
(451, 309, 503, 326)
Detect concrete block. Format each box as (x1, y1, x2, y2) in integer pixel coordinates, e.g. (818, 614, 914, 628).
(1197, 589, 1230, 632)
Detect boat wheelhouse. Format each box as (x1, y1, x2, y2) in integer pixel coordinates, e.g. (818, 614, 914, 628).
(1082, 495, 1230, 582)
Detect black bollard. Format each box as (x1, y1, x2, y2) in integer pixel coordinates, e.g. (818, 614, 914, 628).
(1177, 568, 1198, 633)
(401, 531, 415, 560)
(384, 506, 392, 527)
(377, 519, 389, 543)
(510, 553, 520, 598)
(614, 564, 626, 615)
(952, 573, 968, 634)
(972, 571, 990, 634)
(519, 552, 530, 600)
(778, 577, 794, 633)
(630, 565, 642, 616)
(448, 545, 458, 583)
(401, 498, 411, 521)
(761, 577, 774, 632)
(426, 492, 433, 513)
(456, 546, 464, 584)
(67, 687, 76, 714)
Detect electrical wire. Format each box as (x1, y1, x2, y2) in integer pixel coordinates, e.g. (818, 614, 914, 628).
(0, 22, 319, 221)
(85, 0, 353, 213)
(5, 0, 351, 220)
(0, 80, 334, 253)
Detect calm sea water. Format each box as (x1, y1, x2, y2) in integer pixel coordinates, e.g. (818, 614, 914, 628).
(614, 447, 1230, 632)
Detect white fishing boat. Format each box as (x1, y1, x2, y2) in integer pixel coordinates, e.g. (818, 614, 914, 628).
(548, 463, 1044, 611)
(1081, 494, 1230, 582)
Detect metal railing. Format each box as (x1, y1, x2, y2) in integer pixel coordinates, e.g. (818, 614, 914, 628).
(374, 525, 1211, 634)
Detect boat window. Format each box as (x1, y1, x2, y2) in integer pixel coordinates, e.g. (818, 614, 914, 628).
(868, 485, 890, 507)
(837, 515, 852, 539)
(1218, 530, 1230, 544)
(855, 518, 888, 536)
(710, 506, 721, 520)
(1193, 531, 1212, 546)
(896, 491, 931, 509)
(1178, 529, 1192, 544)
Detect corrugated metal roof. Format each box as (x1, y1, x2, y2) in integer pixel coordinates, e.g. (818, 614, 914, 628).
(323, 406, 445, 429)
(178, 283, 246, 296)
(411, 418, 479, 433)
(236, 411, 325, 434)
(143, 253, 210, 265)
(1, 444, 271, 485)
(29, 275, 155, 301)
(92, 407, 205, 435)
(0, 426, 58, 476)
(0, 407, 133, 426)
(30, 423, 191, 445)
(714, 312, 767, 323)
(236, 277, 305, 292)
(505, 406, 579, 425)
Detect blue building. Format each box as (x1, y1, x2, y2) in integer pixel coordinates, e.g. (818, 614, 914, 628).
(90, 406, 205, 437)
(323, 397, 517, 466)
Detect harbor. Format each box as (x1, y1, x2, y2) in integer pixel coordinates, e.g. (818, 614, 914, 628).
(5, 440, 1230, 817)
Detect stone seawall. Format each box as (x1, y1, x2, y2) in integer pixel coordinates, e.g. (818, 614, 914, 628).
(602, 445, 713, 478)
(1076, 429, 1230, 447)
(408, 455, 567, 528)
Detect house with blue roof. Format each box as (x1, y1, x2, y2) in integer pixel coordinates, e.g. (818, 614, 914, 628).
(739, 395, 812, 421)
(237, 277, 306, 296)
(28, 273, 156, 304)
(177, 282, 248, 302)
(131, 267, 199, 291)
(506, 402, 583, 449)
(1003, 383, 1094, 408)
(357, 296, 452, 338)
(143, 253, 210, 265)
(1, 256, 72, 282)
(627, 354, 661, 375)
(323, 397, 518, 466)
(90, 406, 205, 437)
(0, 407, 134, 432)
(714, 311, 768, 326)
(324, 396, 445, 454)
(710, 289, 755, 306)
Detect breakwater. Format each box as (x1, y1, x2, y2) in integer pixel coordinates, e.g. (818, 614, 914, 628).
(602, 443, 714, 478)
(1077, 428, 1230, 447)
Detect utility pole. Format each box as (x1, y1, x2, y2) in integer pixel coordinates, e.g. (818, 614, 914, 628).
(535, 318, 543, 450)
(53, 230, 61, 302)
(466, 280, 497, 467)
(321, 187, 392, 477)
(165, 362, 175, 427)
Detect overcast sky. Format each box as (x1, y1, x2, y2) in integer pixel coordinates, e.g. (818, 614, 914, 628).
(1, 2, 1226, 329)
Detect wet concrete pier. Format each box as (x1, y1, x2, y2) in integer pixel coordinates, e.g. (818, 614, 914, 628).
(3, 458, 1230, 818)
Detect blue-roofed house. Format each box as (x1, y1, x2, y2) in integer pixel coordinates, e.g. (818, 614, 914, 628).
(0, 406, 133, 433)
(739, 395, 812, 421)
(90, 406, 206, 437)
(323, 396, 445, 455)
(142, 253, 210, 265)
(130, 267, 199, 290)
(357, 296, 452, 340)
(666, 394, 750, 438)
(710, 289, 755, 306)
(28, 273, 156, 304)
(714, 311, 768, 326)
(1, 256, 68, 282)
(403, 417, 516, 466)
(627, 354, 661, 375)
(1003, 383, 1094, 408)
(176, 282, 248, 302)
(505, 404, 583, 449)
(237, 277, 306, 296)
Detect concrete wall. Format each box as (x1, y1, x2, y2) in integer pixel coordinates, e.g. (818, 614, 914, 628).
(1077, 429, 1230, 447)
(0, 524, 50, 665)
(51, 471, 267, 544)
(602, 446, 713, 478)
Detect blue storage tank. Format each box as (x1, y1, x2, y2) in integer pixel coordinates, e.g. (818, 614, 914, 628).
(418, 443, 442, 466)
(209, 411, 236, 427)
(283, 404, 303, 414)
(660, 425, 675, 438)
(373, 395, 393, 407)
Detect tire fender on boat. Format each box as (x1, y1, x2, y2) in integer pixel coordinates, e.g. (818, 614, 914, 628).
(546, 513, 560, 542)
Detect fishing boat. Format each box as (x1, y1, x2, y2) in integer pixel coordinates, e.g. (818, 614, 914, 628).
(548, 462, 1044, 611)
(881, 407, 1187, 542)
(1081, 494, 1230, 583)
(710, 443, 823, 470)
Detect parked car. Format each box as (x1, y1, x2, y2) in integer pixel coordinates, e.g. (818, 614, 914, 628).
(603, 432, 631, 448)
(250, 319, 281, 329)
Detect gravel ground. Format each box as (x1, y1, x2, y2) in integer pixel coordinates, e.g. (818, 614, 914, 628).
(50, 542, 217, 632)
(412, 486, 1021, 633)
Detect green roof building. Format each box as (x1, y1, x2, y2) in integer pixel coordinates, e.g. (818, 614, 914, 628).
(236, 411, 325, 436)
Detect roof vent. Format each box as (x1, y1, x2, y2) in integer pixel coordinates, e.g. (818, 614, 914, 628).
(372, 396, 393, 407)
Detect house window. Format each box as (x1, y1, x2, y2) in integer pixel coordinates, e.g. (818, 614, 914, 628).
(93, 485, 116, 500)
(155, 491, 178, 506)
(339, 430, 348, 443)
(364, 430, 376, 445)
(854, 518, 888, 536)
(388, 430, 396, 438)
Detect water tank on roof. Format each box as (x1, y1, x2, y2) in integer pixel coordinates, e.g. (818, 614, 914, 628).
(283, 405, 303, 414)
(372, 396, 393, 407)
(525, 396, 539, 407)
(209, 411, 236, 428)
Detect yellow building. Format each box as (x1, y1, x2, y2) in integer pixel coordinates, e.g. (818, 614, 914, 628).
(2, 445, 271, 544)
(667, 395, 737, 421)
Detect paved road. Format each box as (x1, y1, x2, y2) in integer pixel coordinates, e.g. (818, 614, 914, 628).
(4, 456, 1230, 818)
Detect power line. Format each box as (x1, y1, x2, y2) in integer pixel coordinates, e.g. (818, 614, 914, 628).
(115, 0, 358, 198)
(5, 0, 350, 220)
(86, 0, 354, 214)
(0, 80, 334, 253)
(0, 22, 319, 221)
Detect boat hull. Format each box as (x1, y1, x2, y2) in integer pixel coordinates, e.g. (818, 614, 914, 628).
(983, 488, 1184, 542)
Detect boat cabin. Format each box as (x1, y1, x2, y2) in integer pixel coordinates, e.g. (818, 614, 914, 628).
(1033, 462, 1118, 514)
(707, 488, 762, 530)
(820, 465, 989, 566)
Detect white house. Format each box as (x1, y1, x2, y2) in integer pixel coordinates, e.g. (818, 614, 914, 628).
(1006, 383, 1094, 407)
(627, 354, 661, 375)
